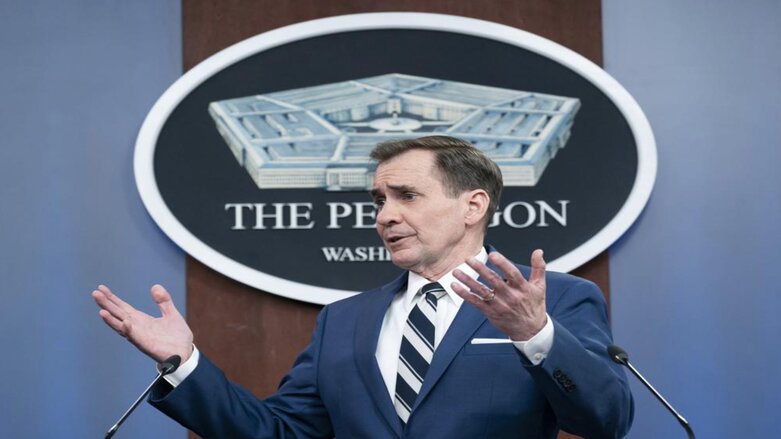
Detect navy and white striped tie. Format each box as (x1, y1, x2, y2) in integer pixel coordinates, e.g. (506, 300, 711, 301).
(394, 282, 445, 425)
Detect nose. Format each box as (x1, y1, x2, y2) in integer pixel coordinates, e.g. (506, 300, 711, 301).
(375, 199, 400, 227)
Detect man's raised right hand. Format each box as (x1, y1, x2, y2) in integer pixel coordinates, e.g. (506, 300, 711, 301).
(92, 284, 193, 363)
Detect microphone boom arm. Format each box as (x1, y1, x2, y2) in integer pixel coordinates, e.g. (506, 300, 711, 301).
(608, 345, 695, 439)
(104, 355, 181, 439)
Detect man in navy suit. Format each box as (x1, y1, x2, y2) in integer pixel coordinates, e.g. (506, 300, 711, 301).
(93, 135, 633, 438)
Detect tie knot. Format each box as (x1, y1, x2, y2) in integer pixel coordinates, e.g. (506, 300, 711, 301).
(420, 282, 446, 307)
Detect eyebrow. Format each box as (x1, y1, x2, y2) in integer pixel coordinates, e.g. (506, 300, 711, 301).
(370, 184, 416, 198)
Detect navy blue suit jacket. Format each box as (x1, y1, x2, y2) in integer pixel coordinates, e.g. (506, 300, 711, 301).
(151, 250, 633, 438)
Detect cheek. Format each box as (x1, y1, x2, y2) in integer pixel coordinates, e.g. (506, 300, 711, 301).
(439, 217, 467, 240)
(421, 220, 458, 243)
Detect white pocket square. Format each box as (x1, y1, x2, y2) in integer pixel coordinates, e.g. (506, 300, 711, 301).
(470, 338, 513, 344)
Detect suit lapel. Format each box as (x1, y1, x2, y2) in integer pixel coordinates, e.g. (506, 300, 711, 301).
(353, 274, 406, 438)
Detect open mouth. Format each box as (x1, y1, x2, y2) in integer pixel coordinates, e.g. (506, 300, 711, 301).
(387, 235, 408, 245)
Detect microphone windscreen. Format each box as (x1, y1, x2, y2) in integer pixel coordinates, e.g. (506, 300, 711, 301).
(158, 355, 182, 375)
(607, 345, 629, 364)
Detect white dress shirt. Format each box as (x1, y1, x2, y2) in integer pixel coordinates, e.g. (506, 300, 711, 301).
(166, 248, 554, 390)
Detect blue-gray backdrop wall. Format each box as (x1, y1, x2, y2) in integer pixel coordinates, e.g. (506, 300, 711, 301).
(0, 0, 778, 437)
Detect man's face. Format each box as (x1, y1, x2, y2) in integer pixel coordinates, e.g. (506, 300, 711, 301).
(371, 149, 474, 278)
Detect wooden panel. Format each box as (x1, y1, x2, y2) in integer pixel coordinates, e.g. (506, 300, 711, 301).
(573, 249, 611, 312)
(183, 1, 605, 438)
(182, 0, 602, 69)
(186, 256, 320, 397)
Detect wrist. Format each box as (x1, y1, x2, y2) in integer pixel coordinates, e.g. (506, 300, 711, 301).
(510, 315, 548, 342)
(180, 343, 194, 363)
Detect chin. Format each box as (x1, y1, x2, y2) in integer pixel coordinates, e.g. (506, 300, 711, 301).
(389, 252, 418, 270)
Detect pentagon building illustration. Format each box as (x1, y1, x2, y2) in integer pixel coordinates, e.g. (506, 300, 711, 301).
(208, 74, 580, 190)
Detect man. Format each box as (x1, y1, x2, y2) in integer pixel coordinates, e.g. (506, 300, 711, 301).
(93, 135, 633, 438)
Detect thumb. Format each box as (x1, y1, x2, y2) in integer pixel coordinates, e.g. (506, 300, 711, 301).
(150, 284, 179, 317)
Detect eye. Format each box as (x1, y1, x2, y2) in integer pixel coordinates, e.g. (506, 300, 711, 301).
(402, 192, 417, 200)
(373, 197, 385, 208)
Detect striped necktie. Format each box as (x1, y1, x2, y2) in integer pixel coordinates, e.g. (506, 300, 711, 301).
(394, 282, 446, 426)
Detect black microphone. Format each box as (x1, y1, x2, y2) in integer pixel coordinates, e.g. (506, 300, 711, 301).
(104, 355, 181, 439)
(607, 345, 695, 439)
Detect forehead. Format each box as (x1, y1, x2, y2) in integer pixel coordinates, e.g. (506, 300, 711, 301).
(373, 149, 441, 188)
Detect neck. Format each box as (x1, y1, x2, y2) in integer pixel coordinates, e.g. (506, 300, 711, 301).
(416, 236, 485, 281)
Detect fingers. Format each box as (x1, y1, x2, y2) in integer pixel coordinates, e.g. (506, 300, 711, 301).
(96, 284, 135, 315)
(451, 280, 489, 309)
(529, 249, 546, 284)
(452, 267, 495, 302)
(98, 309, 124, 334)
(451, 250, 546, 302)
(486, 252, 527, 287)
(467, 256, 506, 290)
(92, 286, 130, 322)
(460, 252, 525, 302)
(92, 285, 134, 337)
(481, 250, 546, 288)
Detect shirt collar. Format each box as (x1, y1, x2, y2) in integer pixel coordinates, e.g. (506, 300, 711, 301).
(404, 247, 488, 308)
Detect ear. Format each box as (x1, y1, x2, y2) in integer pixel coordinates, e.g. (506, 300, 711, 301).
(463, 189, 490, 227)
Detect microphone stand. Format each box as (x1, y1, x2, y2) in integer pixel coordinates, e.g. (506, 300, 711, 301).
(104, 356, 180, 438)
(608, 345, 695, 439)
